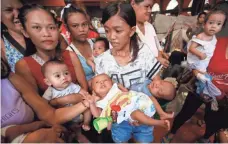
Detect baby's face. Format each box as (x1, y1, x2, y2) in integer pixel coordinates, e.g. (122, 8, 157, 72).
(92, 74, 113, 98)
(45, 64, 72, 90)
(148, 79, 174, 100)
(204, 13, 225, 36)
(93, 41, 106, 57)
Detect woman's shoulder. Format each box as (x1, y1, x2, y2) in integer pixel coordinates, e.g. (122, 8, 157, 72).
(138, 42, 154, 56)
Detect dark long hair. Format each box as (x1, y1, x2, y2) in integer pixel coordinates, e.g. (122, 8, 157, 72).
(102, 2, 139, 62)
(18, 4, 61, 57)
(62, 5, 87, 26)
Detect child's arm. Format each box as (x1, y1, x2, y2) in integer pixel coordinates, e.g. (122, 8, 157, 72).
(89, 102, 102, 118)
(131, 110, 170, 130)
(49, 94, 83, 108)
(83, 93, 102, 117)
(188, 41, 206, 60)
(149, 96, 174, 119)
(3, 121, 47, 142)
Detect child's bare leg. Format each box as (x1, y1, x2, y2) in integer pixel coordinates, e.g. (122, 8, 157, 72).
(131, 110, 170, 130)
(82, 109, 91, 131)
(193, 69, 206, 76)
(149, 96, 174, 119)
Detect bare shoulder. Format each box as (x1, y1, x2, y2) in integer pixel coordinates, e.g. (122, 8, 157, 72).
(15, 59, 29, 73)
(196, 33, 204, 40)
(68, 50, 78, 59)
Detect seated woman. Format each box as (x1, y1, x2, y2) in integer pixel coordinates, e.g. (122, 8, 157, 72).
(1, 58, 89, 143)
(15, 4, 88, 96)
(1, 0, 31, 72)
(62, 4, 95, 81)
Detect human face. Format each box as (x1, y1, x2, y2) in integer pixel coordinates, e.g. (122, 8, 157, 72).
(204, 13, 225, 36)
(23, 9, 59, 51)
(92, 74, 113, 98)
(93, 41, 106, 57)
(148, 79, 172, 99)
(132, 0, 153, 23)
(67, 12, 89, 42)
(1, 0, 23, 33)
(104, 15, 135, 51)
(45, 63, 72, 90)
(198, 14, 206, 24)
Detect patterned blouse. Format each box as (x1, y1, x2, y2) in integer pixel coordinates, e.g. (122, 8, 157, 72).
(3, 36, 24, 72)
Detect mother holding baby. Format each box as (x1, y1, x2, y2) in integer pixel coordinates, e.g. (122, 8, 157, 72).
(94, 2, 174, 143)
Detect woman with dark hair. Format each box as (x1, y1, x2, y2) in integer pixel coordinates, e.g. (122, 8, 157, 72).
(131, 0, 170, 68)
(15, 4, 88, 96)
(186, 12, 207, 40)
(62, 5, 95, 81)
(95, 2, 162, 142)
(1, 0, 32, 72)
(1, 57, 91, 142)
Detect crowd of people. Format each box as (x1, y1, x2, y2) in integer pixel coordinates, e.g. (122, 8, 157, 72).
(1, 0, 227, 143)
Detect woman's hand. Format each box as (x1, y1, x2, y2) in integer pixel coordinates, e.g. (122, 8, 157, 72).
(161, 120, 171, 131)
(157, 56, 170, 68)
(161, 52, 170, 60)
(23, 125, 67, 143)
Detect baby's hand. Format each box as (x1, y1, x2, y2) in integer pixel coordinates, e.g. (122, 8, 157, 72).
(82, 124, 91, 131)
(79, 89, 89, 97)
(160, 112, 174, 120)
(83, 93, 97, 105)
(199, 53, 207, 60)
(161, 120, 170, 131)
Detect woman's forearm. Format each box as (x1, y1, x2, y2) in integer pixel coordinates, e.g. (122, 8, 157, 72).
(49, 94, 83, 107)
(44, 102, 88, 124)
(5, 121, 46, 142)
(10, 74, 88, 125)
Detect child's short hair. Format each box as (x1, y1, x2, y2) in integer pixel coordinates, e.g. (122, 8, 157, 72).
(204, 10, 227, 27)
(95, 37, 109, 51)
(41, 58, 65, 76)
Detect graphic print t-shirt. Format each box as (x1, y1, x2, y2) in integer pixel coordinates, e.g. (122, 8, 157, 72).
(95, 43, 162, 88)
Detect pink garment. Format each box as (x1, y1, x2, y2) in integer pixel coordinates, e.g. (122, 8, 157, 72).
(1, 78, 34, 127)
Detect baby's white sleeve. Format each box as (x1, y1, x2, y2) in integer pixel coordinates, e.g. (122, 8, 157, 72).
(42, 87, 53, 101)
(71, 83, 81, 93)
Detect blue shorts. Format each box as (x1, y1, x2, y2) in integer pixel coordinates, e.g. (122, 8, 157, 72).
(130, 79, 152, 97)
(111, 121, 154, 143)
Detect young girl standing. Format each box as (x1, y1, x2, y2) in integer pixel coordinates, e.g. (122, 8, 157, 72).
(162, 10, 227, 143)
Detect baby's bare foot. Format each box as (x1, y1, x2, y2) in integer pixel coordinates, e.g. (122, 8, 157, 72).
(160, 112, 174, 120)
(82, 124, 90, 131)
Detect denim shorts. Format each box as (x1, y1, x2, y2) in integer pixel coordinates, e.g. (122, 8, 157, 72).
(111, 121, 154, 143)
